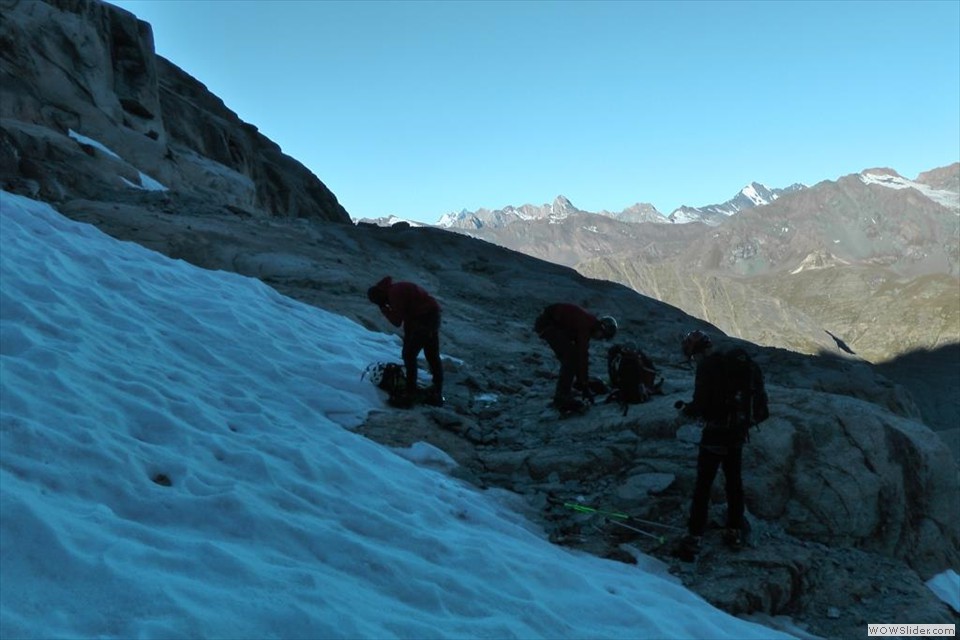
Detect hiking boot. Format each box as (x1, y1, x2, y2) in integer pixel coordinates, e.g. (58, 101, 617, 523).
(388, 393, 415, 409)
(723, 527, 744, 549)
(553, 396, 586, 415)
(674, 535, 701, 562)
(423, 387, 445, 407)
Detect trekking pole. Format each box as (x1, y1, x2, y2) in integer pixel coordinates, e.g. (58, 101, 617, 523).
(605, 518, 667, 544)
(563, 503, 630, 520)
(562, 503, 684, 532)
(623, 516, 685, 532)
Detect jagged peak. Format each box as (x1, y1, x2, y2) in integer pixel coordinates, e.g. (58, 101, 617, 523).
(860, 167, 902, 178)
(621, 202, 659, 213)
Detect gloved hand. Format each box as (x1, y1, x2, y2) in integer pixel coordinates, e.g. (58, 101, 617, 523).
(675, 400, 698, 417)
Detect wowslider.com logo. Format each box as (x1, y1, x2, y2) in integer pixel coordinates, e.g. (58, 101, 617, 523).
(868, 624, 955, 637)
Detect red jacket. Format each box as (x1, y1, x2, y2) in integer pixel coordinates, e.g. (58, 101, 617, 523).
(541, 303, 598, 384)
(370, 277, 440, 327)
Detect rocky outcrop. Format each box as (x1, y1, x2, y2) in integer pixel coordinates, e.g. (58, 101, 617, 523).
(747, 390, 957, 575)
(916, 162, 960, 193)
(0, 0, 349, 222)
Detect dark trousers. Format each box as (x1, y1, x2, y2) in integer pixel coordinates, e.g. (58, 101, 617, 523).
(402, 310, 442, 393)
(540, 325, 577, 402)
(688, 444, 744, 536)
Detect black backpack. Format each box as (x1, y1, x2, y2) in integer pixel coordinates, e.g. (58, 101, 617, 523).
(361, 362, 407, 403)
(694, 348, 769, 439)
(725, 348, 769, 427)
(606, 343, 662, 415)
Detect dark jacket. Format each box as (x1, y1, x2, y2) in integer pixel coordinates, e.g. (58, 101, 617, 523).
(369, 277, 440, 328)
(682, 350, 748, 447)
(537, 303, 599, 386)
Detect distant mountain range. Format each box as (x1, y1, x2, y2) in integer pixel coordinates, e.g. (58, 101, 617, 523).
(428, 164, 960, 363)
(427, 181, 808, 230)
(666, 182, 807, 224)
(357, 180, 812, 228)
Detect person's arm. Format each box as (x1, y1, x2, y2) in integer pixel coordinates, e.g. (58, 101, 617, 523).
(576, 325, 591, 386)
(383, 290, 405, 327)
(681, 398, 701, 418)
(376, 304, 398, 326)
(682, 357, 719, 417)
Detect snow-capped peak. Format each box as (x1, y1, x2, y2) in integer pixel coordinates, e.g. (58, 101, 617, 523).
(436, 196, 585, 229)
(353, 214, 425, 228)
(741, 183, 774, 207)
(436, 209, 469, 228)
(860, 171, 959, 210)
(668, 182, 805, 225)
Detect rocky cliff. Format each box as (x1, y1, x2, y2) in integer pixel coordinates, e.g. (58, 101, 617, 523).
(0, 0, 349, 222)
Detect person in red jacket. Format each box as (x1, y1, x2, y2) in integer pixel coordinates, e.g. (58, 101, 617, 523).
(367, 276, 443, 406)
(534, 303, 618, 408)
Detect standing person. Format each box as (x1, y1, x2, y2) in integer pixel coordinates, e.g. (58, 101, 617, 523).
(674, 330, 768, 561)
(367, 276, 443, 407)
(534, 303, 618, 410)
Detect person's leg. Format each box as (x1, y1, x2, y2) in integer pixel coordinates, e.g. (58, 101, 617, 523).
(412, 313, 442, 406)
(543, 327, 576, 403)
(401, 329, 425, 397)
(422, 312, 443, 392)
(688, 447, 723, 537)
(677, 447, 722, 561)
(722, 446, 745, 531)
(555, 344, 576, 402)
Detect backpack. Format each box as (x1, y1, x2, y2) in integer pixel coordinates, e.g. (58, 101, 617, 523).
(694, 348, 769, 440)
(606, 343, 663, 416)
(361, 362, 408, 403)
(724, 348, 769, 428)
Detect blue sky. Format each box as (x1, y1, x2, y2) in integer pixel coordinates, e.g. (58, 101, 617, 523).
(110, 0, 960, 223)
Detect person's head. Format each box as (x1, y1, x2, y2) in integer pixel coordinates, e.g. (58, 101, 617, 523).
(681, 329, 712, 362)
(367, 282, 389, 306)
(593, 315, 618, 340)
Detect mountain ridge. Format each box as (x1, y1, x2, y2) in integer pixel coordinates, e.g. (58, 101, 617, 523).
(435, 181, 810, 230)
(434, 163, 959, 364)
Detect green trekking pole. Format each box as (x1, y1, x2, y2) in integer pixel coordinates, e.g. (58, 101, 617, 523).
(563, 503, 630, 520)
(606, 518, 667, 544)
(563, 503, 684, 531)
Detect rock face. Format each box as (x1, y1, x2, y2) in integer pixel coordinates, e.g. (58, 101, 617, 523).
(0, 0, 349, 222)
(2, 3, 957, 638)
(918, 162, 960, 193)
